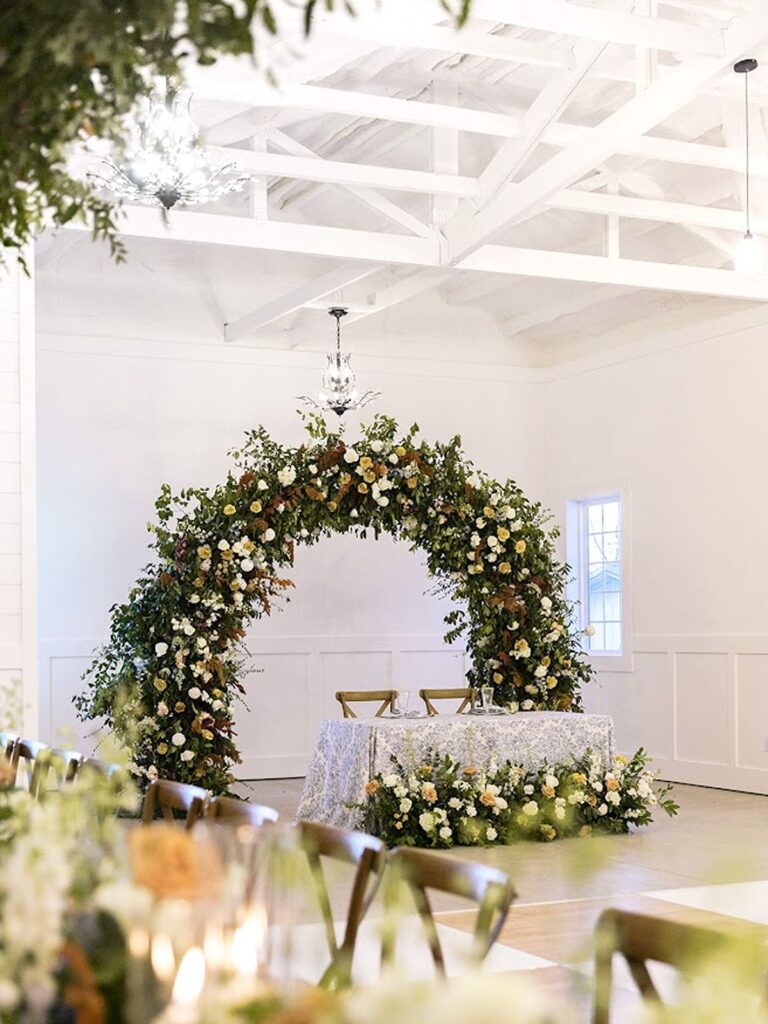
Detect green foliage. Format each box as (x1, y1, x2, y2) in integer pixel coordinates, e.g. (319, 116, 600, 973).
(357, 746, 679, 848)
(76, 413, 595, 792)
(0, 0, 475, 263)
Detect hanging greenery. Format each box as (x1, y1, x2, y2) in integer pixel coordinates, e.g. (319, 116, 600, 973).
(76, 414, 593, 792)
(0, 0, 473, 267)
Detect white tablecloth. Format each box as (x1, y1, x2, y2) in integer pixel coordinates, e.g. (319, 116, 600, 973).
(296, 711, 615, 828)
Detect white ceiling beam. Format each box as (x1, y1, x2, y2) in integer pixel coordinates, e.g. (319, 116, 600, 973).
(502, 284, 632, 335)
(64, 207, 440, 267)
(225, 263, 380, 341)
(210, 144, 480, 198)
(466, 0, 724, 55)
(446, 0, 768, 260)
(547, 188, 764, 235)
(459, 246, 768, 302)
(344, 269, 455, 325)
(267, 130, 432, 237)
(194, 82, 523, 137)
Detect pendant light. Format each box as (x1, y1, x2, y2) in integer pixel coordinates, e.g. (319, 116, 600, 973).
(299, 308, 380, 417)
(734, 58, 762, 273)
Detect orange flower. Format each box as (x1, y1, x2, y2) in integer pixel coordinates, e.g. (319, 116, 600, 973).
(129, 824, 222, 902)
(542, 785, 556, 799)
(606, 778, 620, 791)
(570, 772, 587, 786)
(479, 790, 497, 807)
(421, 782, 438, 803)
(463, 766, 479, 777)
(587, 793, 597, 807)
(364, 779, 380, 796)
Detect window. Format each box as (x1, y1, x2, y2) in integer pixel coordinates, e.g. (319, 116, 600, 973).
(572, 496, 623, 655)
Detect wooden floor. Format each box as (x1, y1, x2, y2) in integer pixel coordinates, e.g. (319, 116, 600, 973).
(241, 778, 768, 1019)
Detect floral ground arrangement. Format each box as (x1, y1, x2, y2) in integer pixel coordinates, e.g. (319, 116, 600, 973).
(76, 414, 594, 792)
(357, 748, 678, 847)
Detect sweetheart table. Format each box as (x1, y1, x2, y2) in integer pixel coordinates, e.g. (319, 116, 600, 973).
(297, 711, 615, 829)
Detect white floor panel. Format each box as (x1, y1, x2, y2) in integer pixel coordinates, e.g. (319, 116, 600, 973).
(268, 917, 555, 985)
(644, 880, 768, 925)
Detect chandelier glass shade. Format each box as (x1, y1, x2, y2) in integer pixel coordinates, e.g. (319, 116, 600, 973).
(88, 80, 250, 210)
(299, 308, 380, 417)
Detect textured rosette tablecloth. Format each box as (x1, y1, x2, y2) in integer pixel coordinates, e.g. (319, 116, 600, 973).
(296, 711, 615, 828)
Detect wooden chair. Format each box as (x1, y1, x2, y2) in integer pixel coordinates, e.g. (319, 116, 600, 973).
(79, 756, 125, 780)
(207, 795, 279, 828)
(335, 690, 396, 719)
(30, 746, 82, 797)
(297, 820, 386, 989)
(592, 909, 734, 1024)
(419, 688, 475, 716)
(0, 731, 17, 761)
(9, 738, 48, 789)
(141, 778, 209, 830)
(383, 847, 515, 975)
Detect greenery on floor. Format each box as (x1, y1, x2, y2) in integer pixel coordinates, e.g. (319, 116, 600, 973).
(357, 747, 678, 847)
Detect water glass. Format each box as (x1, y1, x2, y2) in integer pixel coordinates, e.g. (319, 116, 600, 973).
(481, 685, 494, 710)
(392, 690, 411, 715)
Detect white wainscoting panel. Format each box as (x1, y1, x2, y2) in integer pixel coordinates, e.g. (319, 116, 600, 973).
(39, 634, 465, 779)
(587, 636, 768, 794)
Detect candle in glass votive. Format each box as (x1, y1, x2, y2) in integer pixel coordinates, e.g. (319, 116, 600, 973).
(151, 932, 176, 984)
(230, 906, 267, 978)
(167, 948, 206, 1024)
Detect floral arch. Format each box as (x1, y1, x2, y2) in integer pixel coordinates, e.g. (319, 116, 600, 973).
(76, 415, 593, 792)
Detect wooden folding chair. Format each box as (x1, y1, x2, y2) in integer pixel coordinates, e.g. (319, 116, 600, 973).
(30, 746, 82, 797)
(207, 795, 279, 828)
(419, 688, 475, 716)
(335, 690, 396, 719)
(592, 909, 734, 1024)
(141, 778, 209, 830)
(79, 756, 125, 780)
(9, 738, 48, 789)
(384, 847, 515, 975)
(298, 820, 386, 989)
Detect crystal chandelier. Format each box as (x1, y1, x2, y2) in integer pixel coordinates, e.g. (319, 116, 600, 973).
(299, 308, 380, 417)
(88, 79, 249, 210)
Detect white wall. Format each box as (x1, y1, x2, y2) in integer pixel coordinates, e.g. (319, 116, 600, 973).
(37, 331, 542, 776)
(543, 315, 768, 795)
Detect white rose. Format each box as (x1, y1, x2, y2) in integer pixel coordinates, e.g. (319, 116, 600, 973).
(188, 594, 200, 604)
(584, 624, 596, 636)
(545, 775, 559, 789)
(183, 623, 195, 636)
(262, 528, 275, 542)
(240, 558, 254, 572)
(188, 687, 201, 699)
(606, 790, 620, 806)
(522, 800, 539, 817)
(419, 812, 436, 833)
(211, 700, 224, 711)
(344, 448, 359, 463)
(439, 826, 452, 840)
(147, 765, 158, 780)
(277, 466, 297, 487)
(371, 440, 383, 453)
(257, 480, 268, 491)
(399, 798, 412, 813)
(155, 642, 169, 656)
(157, 702, 169, 717)
(534, 665, 547, 678)
(382, 774, 399, 788)
(299, 529, 309, 538)
(376, 496, 389, 507)
(555, 806, 566, 821)
(598, 803, 608, 816)
(523, 784, 534, 795)
(466, 805, 477, 817)
(541, 596, 552, 611)
(217, 539, 230, 551)
(180, 750, 194, 763)
(486, 826, 498, 841)
(171, 733, 186, 747)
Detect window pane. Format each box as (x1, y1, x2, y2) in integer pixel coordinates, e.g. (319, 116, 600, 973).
(604, 623, 622, 652)
(602, 502, 620, 532)
(588, 504, 603, 531)
(603, 592, 621, 621)
(589, 592, 604, 621)
(602, 531, 620, 561)
(589, 624, 605, 651)
(604, 563, 621, 591)
(588, 535, 604, 563)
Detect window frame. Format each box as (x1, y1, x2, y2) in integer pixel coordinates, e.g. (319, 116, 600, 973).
(565, 485, 634, 674)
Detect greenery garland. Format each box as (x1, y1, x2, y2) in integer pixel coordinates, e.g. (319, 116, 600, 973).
(356, 747, 678, 847)
(76, 414, 594, 792)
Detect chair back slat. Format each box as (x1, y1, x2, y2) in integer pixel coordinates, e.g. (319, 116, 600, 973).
(384, 847, 515, 975)
(0, 732, 17, 762)
(335, 690, 396, 719)
(418, 688, 475, 716)
(297, 820, 386, 988)
(206, 795, 279, 828)
(592, 909, 733, 1024)
(30, 747, 82, 797)
(142, 778, 209, 830)
(10, 738, 48, 790)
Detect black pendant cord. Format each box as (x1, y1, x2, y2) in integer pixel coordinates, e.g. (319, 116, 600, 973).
(745, 66, 751, 236)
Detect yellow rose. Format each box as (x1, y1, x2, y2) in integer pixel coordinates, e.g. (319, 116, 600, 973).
(197, 545, 211, 559)
(515, 539, 527, 554)
(175, 701, 185, 712)
(249, 500, 262, 513)
(357, 483, 368, 494)
(615, 754, 628, 767)
(542, 785, 555, 799)
(498, 562, 511, 575)
(153, 677, 167, 692)
(419, 765, 433, 777)
(220, 549, 234, 561)
(570, 772, 587, 786)
(223, 504, 236, 516)
(407, 477, 418, 489)
(547, 676, 558, 689)
(359, 456, 373, 470)
(212, 689, 223, 698)
(230, 580, 241, 592)
(193, 577, 204, 588)
(156, 742, 168, 755)
(421, 782, 438, 803)
(363, 470, 376, 483)
(497, 527, 510, 542)
(606, 778, 620, 791)
(479, 790, 497, 807)
(202, 729, 214, 741)
(541, 824, 557, 841)
(483, 506, 495, 518)
(327, 500, 338, 511)
(395, 446, 406, 458)
(492, 672, 503, 684)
